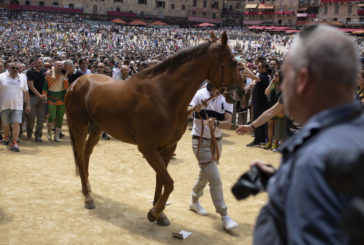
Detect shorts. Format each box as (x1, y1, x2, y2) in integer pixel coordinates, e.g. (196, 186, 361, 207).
(1, 109, 23, 126)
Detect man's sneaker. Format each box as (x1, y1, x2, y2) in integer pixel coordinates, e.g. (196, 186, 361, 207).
(263, 142, 272, 150)
(222, 215, 238, 230)
(189, 202, 208, 216)
(11, 143, 20, 152)
(246, 141, 260, 147)
(273, 146, 281, 153)
(35, 136, 42, 142)
(271, 142, 278, 151)
(102, 132, 110, 140)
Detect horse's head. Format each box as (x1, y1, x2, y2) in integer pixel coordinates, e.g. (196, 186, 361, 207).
(208, 32, 244, 103)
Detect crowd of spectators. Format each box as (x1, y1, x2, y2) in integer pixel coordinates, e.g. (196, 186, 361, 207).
(0, 10, 363, 152)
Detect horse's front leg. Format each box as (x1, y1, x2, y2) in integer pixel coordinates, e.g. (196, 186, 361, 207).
(153, 144, 176, 206)
(139, 146, 174, 226)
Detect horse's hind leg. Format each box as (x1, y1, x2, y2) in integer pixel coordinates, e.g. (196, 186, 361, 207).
(68, 120, 95, 209)
(84, 122, 102, 192)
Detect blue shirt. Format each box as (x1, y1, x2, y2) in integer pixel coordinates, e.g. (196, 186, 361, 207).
(254, 101, 364, 245)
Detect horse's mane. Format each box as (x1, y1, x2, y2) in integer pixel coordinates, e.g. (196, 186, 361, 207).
(136, 42, 211, 78)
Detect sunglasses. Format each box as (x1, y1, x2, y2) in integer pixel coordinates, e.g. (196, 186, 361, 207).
(11, 67, 20, 70)
(97, 66, 105, 68)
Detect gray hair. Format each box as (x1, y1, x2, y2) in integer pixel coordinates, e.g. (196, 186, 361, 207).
(288, 25, 360, 86)
(63, 59, 74, 66)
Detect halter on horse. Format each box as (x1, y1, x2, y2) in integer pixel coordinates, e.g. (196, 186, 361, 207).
(65, 32, 243, 226)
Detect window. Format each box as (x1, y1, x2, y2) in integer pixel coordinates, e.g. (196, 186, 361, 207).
(69, 3, 74, 8)
(213, 13, 216, 19)
(181, 5, 185, 10)
(114, 0, 122, 2)
(211, 2, 219, 9)
(348, 5, 352, 14)
(203, 0, 207, 8)
(346, 17, 351, 23)
(171, 4, 174, 9)
(25, 1, 30, 5)
(203, 12, 206, 16)
(192, 10, 196, 15)
(193, 0, 197, 7)
(157, 1, 165, 8)
(39, 1, 44, 6)
(116, 7, 120, 11)
(138, 0, 147, 4)
(323, 5, 328, 15)
(53, 2, 58, 7)
(334, 4, 339, 14)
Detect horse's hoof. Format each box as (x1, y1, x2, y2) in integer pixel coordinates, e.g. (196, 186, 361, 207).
(85, 200, 95, 209)
(147, 209, 157, 222)
(157, 214, 170, 226)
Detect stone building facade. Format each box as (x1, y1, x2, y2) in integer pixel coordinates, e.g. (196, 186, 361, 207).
(224, 0, 364, 27)
(2, 0, 364, 27)
(3, 0, 224, 24)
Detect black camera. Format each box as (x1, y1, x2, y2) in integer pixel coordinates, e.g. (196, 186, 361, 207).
(231, 165, 273, 200)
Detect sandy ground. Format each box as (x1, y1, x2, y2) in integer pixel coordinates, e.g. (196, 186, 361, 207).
(0, 123, 281, 245)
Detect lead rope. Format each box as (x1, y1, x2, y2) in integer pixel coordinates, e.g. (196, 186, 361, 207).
(196, 95, 220, 164)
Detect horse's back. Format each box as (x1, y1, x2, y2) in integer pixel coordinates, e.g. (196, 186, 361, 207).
(66, 74, 116, 122)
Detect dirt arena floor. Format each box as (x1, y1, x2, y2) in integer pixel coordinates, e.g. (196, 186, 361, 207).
(0, 123, 281, 245)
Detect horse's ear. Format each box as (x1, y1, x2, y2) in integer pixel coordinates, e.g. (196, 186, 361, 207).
(221, 31, 228, 47)
(210, 32, 218, 42)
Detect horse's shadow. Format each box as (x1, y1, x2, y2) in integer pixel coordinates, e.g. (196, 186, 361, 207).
(89, 193, 239, 244)
(0, 207, 13, 225)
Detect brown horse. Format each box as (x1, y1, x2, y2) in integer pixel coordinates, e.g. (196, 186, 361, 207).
(65, 32, 243, 226)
